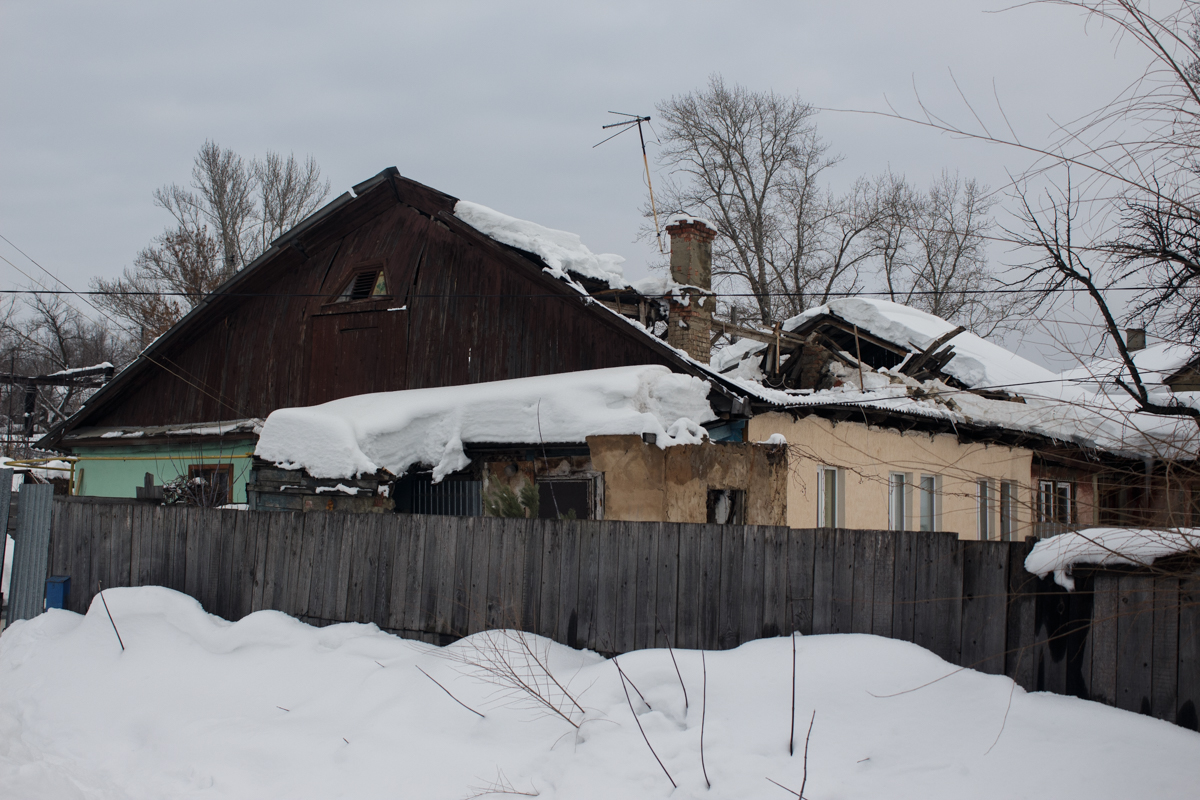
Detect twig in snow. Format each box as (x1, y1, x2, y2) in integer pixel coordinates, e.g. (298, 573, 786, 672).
(611, 655, 651, 710)
(985, 675, 1017, 756)
(97, 581, 124, 651)
(375, 660, 385, 668)
(770, 711, 816, 797)
(701, 651, 711, 789)
(464, 768, 540, 798)
(800, 710, 815, 798)
(343, 737, 349, 744)
(618, 664, 675, 789)
(655, 617, 688, 711)
(789, 632, 796, 756)
(417, 665, 485, 718)
(276, 706, 290, 712)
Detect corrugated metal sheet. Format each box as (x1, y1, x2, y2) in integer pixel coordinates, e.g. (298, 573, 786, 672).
(5, 482, 54, 624)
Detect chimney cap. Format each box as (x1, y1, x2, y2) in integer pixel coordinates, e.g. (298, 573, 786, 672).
(665, 213, 716, 232)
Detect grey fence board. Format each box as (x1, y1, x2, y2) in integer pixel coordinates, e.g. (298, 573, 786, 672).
(34, 498, 1200, 732)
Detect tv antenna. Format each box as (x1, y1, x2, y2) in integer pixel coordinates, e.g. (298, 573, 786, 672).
(594, 111, 664, 253)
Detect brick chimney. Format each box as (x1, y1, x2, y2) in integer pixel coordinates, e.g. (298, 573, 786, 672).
(665, 216, 716, 363)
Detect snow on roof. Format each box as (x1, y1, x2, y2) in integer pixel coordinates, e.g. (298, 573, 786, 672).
(786, 298, 1059, 392)
(1059, 341, 1200, 389)
(1025, 527, 1199, 590)
(255, 365, 716, 481)
(454, 200, 629, 290)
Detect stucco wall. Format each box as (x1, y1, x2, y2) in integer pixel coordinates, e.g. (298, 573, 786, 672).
(72, 440, 256, 503)
(587, 435, 788, 524)
(746, 413, 1034, 540)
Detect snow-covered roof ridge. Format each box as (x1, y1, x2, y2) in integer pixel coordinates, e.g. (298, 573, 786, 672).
(1059, 341, 1200, 389)
(454, 200, 630, 290)
(1025, 527, 1200, 590)
(255, 365, 717, 481)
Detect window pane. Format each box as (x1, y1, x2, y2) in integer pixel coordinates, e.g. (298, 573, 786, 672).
(920, 475, 935, 531)
(1000, 481, 1014, 541)
(822, 468, 837, 527)
(978, 479, 990, 540)
(890, 473, 906, 531)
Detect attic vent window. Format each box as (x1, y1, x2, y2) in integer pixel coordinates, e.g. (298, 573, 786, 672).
(338, 270, 388, 302)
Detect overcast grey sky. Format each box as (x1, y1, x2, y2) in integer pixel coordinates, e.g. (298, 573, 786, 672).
(0, 1, 1155, 366)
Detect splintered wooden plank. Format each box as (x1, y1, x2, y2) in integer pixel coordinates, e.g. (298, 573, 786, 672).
(432, 515, 460, 637)
(449, 515, 475, 638)
(615, 521, 640, 653)
(787, 528, 815, 636)
(849, 531, 876, 635)
(1005, 540, 1039, 693)
(130, 504, 150, 586)
(573, 520, 598, 650)
(960, 541, 1009, 676)
(397, 514, 426, 633)
(483, 517, 506, 631)
(891, 530, 917, 643)
(716, 523, 744, 650)
(1088, 572, 1120, 706)
(634, 522, 659, 650)
(109, 503, 133, 592)
(369, 514, 397, 629)
(420, 516, 446, 636)
(698, 523, 723, 651)
(520, 518, 542, 635)
(234, 510, 258, 620)
(739, 525, 765, 644)
(1177, 573, 1200, 732)
(538, 517, 562, 640)
(934, 534, 964, 665)
(656, 523, 680, 648)
(330, 512, 355, 622)
(871, 532, 896, 637)
(676, 523, 702, 649)
(302, 511, 330, 621)
(830, 529, 855, 635)
(761, 525, 788, 639)
(262, 512, 291, 613)
(341, 514, 366, 623)
(463, 516, 490, 635)
(1115, 574, 1155, 714)
(249, 511, 271, 613)
(501, 517, 528, 630)
(811, 528, 836, 636)
(1151, 576, 1179, 723)
(911, 530, 940, 656)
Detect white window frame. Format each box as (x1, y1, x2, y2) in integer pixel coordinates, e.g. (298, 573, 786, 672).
(1037, 479, 1073, 525)
(889, 472, 912, 531)
(1000, 480, 1017, 541)
(977, 478, 993, 540)
(918, 473, 940, 532)
(817, 466, 843, 528)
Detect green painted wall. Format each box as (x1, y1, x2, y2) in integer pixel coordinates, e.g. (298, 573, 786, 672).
(73, 439, 257, 503)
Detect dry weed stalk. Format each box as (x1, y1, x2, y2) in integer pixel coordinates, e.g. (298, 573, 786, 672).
(463, 768, 539, 799)
(443, 629, 584, 728)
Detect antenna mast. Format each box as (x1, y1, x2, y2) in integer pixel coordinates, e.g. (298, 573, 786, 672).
(594, 112, 664, 254)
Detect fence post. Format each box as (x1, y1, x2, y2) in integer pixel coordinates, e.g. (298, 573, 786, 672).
(5, 482, 54, 626)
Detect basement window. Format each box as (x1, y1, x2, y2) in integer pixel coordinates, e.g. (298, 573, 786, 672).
(337, 270, 388, 302)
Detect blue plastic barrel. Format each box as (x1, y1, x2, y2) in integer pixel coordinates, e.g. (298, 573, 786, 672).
(45, 576, 70, 610)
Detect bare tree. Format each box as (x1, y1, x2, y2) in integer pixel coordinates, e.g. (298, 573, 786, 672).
(93, 142, 330, 342)
(0, 295, 134, 444)
(653, 76, 1010, 332)
(654, 76, 840, 324)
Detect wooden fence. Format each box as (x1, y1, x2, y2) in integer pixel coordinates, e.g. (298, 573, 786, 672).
(40, 498, 1200, 730)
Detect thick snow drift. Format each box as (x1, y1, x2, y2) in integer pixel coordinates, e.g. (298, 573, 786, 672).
(454, 200, 629, 289)
(256, 366, 716, 480)
(1025, 527, 1200, 590)
(1, 587, 1196, 799)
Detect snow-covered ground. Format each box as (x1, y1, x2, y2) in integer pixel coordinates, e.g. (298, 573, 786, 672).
(1, 588, 1196, 799)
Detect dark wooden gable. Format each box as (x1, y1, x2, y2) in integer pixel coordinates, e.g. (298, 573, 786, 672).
(57, 170, 682, 436)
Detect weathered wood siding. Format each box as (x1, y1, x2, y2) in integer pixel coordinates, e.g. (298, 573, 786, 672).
(82, 174, 679, 429)
(43, 499, 1200, 731)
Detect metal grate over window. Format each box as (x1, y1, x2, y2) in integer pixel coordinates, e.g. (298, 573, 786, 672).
(395, 474, 482, 516)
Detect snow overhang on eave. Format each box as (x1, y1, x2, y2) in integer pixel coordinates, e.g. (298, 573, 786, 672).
(60, 419, 264, 449)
